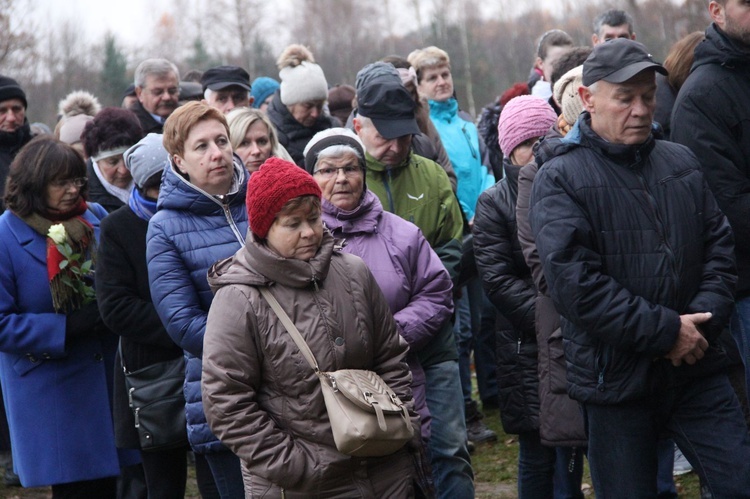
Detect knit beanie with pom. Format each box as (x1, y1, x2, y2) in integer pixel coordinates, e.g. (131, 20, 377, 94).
(553, 65, 584, 127)
(497, 95, 557, 157)
(277, 44, 328, 106)
(246, 157, 322, 239)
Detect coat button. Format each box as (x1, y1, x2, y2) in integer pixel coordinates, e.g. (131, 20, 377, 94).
(94, 353, 103, 361)
(26, 354, 38, 363)
(42, 353, 51, 359)
(334, 337, 344, 346)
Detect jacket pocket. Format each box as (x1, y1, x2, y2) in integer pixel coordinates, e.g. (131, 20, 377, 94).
(13, 354, 44, 377)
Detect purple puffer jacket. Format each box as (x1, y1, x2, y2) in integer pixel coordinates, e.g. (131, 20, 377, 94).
(322, 190, 454, 440)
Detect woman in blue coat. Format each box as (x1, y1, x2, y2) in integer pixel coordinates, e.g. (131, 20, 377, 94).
(0, 137, 120, 496)
(147, 102, 248, 499)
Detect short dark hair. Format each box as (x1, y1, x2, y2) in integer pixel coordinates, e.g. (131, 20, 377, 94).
(81, 107, 143, 159)
(536, 30, 574, 60)
(4, 136, 88, 216)
(593, 9, 634, 36)
(550, 46, 593, 86)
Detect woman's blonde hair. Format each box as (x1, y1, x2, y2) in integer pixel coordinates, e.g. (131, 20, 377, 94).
(407, 46, 451, 82)
(226, 107, 294, 163)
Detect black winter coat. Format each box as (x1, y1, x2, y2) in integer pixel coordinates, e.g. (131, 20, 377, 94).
(530, 114, 737, 405)
(266, 90, 335, 167)
(130, 100, 164, 135)
(516, 132, 586, 446)
(0, 121, 32, 212)
(95, 205, 184, 448)
(473, 159, 539, 434)
(671, 24, 750, 297)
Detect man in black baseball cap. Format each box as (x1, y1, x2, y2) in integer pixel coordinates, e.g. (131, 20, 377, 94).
(530, 36, 750, 497)
(353, 62, 468, 499)
(577, 38, 667, 145)
(201, 65, 252, 114)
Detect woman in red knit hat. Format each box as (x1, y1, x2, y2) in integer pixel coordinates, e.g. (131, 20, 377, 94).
(202, 157, 420, 497)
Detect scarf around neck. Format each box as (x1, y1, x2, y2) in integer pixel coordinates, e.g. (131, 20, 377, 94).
(19, 198, 96, 312)
(128, 187, 158, 222)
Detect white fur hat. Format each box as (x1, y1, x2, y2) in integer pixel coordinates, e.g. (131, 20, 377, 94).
(277, 44, 328, 106)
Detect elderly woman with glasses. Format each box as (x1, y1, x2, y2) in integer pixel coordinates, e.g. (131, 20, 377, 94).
(302, 128, 455, 496)
(0, 136, 122, 496)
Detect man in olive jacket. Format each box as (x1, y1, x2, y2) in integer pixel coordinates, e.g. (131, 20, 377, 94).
(353, 61, 473, 499)
(530, 39, 750, 497)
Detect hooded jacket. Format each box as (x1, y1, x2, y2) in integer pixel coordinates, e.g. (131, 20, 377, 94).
(530, 114, 736, 405)
(322, 190, 454, 437)
(474, 158, 539, 434)
(266, 90, 336, 167)
(428, 98, 494, 220)
(365, 150, 463, 288)
(516, 127, 586, 446)
(201, 231, 416, 496)
(671, 24, 750, 297)
(146, 158, 248, 453)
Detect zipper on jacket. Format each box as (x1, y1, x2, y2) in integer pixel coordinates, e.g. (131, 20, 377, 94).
(218, 196, 245, 246)
(385, 169, 396, 213)
(310, 274, 337, 363)
(634, 172, 680, 291)
(595, 344, 607, 392)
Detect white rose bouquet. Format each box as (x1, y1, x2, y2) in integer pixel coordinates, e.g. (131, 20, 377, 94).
(47, 223, 95, 312)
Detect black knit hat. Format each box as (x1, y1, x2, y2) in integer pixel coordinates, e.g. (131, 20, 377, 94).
(0, 75, 27, 109)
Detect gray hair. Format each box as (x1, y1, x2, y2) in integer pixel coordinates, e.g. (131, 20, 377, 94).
(593, 10, 634, 36)
(316, 144, 363, 164)
(134, 58, 180, 88)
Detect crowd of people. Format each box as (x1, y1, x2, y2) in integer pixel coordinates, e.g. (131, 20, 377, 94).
(0, 1, 749, 497)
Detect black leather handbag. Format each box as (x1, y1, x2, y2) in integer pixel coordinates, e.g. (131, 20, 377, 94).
(120, 341, 188, 452)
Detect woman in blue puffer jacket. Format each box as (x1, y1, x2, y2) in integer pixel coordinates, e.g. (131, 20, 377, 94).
(146, 102, 248, 499)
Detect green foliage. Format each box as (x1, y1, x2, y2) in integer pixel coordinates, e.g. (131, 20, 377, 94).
(100, 33, 130, 107)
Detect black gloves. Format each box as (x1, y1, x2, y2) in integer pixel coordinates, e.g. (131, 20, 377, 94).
(65, 302, 104, 340)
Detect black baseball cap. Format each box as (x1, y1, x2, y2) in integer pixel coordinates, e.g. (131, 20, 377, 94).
(200, 65, 251, 92)
(355, 62, 420, 140)
(582, 38, 667, 87)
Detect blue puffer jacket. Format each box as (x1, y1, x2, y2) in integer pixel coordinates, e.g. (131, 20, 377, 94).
(429, 98, 494, 220)
(147, 158, 248, 453)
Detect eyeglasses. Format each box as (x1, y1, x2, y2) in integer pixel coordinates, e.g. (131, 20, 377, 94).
(50, 177, 87, 189)
(312, 165, 362, 179)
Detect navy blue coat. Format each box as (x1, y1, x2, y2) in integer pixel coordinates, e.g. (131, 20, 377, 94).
(147, 159, 248, 453)
(530, 115, 736, 404)
(0, 204, 122, 487)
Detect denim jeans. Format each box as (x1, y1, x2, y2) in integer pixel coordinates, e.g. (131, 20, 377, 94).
(455, 278, 498, 404)
(423, 360, 475, 499)
(517, 430, 583, 499)
(656, 439, 677, 498)
(204, 450, 244, 499)
(731, 296, 750, 401)
(583, 373, 750, 498)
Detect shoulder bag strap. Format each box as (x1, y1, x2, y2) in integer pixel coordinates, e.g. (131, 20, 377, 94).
(259, 287, 320, 373)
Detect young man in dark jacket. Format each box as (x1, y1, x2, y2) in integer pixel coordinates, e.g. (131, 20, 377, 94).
(671, 0, 750, 403)
(530, 39, 750, 497)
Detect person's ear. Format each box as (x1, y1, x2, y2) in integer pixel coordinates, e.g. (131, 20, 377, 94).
(353, 118, 362, 135)
(135, 86, 145, 103)
(579, 85, 595, 113)
(248, 96, 255, 107)
(709, 1, 726, 28)
(591, 33, 600, 45)
(173, 154, 186, 174)
(630, 32, 637, 40)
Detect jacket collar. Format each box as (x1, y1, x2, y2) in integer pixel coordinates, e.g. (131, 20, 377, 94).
(693, 24, 750, 72)
(364, 150, 413, 173)
(209, 230, 336, 290)
(322, 189, 381, 236)
(428, 97, 458, 121)
(156, 156, 247, 214)
(573, 112, 656, 170)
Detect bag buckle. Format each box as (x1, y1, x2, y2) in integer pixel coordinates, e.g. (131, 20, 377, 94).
(134, 407, 140, 428)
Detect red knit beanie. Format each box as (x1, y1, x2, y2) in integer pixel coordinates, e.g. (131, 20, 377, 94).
(246, 157, 322, 239)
